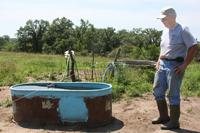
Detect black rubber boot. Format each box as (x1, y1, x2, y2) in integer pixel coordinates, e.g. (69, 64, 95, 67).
(161, 105, 180, 130)
(152, 100, 170, 124)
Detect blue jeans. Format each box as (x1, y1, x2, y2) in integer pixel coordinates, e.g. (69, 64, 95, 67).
(153, 60, 185, 105)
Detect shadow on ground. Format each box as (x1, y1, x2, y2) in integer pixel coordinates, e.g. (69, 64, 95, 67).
(168, 128, 200, 133)
(17, 117, 124, 132)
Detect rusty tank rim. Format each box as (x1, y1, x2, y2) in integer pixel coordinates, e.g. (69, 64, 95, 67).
(10, 82, 112, 98)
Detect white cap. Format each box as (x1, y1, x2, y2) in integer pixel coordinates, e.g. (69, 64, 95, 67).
(157, 6, 176, 19)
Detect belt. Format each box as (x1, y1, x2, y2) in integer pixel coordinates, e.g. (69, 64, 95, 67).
(161, 58, 176, 61)
(161, 57, 184, 62)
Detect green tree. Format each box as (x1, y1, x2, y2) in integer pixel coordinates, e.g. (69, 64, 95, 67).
(130, 28, 144, 49)
(17, 19, 50, 53)
(93, 27, 120, 56)
(0, 35, 11, 51)
(2, 42, 13, 52)
(132, 46, 142, 59)
(141, 43, 160, 60)
(43, 17, 74, 54)
(73, 19, 92, 52)
(3, 35, 10, 42)
(117, 29, 134, 45)
(142, 28, 162, 48)
(130, 28, 162, 50)
(0, 37, 6, 50)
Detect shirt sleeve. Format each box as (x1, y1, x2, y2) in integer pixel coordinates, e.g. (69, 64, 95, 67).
(181, 27, 197, 49)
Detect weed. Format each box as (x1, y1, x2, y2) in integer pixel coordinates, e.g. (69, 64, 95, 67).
(50, 73, 55, 80)
(7, 114, 14, 123)
(187, 108, 194, 114)
(181, 64, 200, 97)
(0, 98, 12, 107)
(123, 94, 132, 103)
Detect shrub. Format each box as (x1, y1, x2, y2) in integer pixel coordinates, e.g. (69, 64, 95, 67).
(181, 63, 200, 97)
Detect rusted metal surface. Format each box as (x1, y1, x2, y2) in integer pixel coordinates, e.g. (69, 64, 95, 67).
(10, 82, 112, 126)
(84, 94, 112, 126)
(12, 96, 62, 124)
(12, 94, 112, 126)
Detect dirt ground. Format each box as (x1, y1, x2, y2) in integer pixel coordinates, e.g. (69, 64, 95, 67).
(0, 85, 200, 133)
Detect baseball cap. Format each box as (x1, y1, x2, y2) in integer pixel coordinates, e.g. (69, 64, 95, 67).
(157, 6, 176, 19)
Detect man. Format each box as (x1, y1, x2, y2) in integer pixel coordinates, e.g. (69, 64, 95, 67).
(152, 6, 198, 130)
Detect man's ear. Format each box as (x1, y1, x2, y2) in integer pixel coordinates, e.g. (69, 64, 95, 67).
(171, 15, 175, 20)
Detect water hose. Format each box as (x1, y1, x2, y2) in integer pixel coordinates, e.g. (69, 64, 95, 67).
(102, 61, 128, 84)
(60, 57, 70, 82)
(60, 55, 80, 82)
(114, 62, 125, 81)
(102, 65, 113, 83)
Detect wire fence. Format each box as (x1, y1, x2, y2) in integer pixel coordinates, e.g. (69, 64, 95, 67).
(59, 61, 112, 83)
(38, 58, 156, 83)
(0, 52, 156, 85)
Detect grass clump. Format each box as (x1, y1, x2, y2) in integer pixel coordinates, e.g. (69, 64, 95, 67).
(0, 98, 12, 107)
(181, 63, 200, 98)
(187, 108, 194, 114)
(104, 65, 155, 102)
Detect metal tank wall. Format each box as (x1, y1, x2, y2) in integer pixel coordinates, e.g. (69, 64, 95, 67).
(10, 82, 112, 126)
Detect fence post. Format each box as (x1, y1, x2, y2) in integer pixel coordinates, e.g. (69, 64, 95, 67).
(92, 43, 94, 80)
(69, 45, 76, 82)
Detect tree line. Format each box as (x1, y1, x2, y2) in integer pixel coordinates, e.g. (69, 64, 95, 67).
(1, 17, 199, 60)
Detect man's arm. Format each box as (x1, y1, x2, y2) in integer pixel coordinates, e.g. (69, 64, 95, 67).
(173, 44, 198, 75)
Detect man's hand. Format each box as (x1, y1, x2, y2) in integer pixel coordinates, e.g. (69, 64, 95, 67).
(173, 44, 198, 75)
(173, 64, 187, 75)
(155, 61, 160, 71)
(155, 54, 162, 71)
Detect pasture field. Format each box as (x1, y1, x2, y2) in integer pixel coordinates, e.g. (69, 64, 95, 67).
(0, 51, 200, 133)
(0, 51, 200, 101)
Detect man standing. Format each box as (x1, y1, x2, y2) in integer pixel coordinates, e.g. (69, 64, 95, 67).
(152, 6, 198, 130)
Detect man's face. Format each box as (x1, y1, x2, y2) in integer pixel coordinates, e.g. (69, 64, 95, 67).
(161, 15, 173, 29)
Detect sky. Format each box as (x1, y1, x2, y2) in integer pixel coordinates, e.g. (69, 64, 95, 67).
(1, 0, 200, 41)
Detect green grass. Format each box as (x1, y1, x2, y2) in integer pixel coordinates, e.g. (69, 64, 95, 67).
(181, 62, 200, 98)
(0, 51, 200, 102)
(107, 66, 155, 102)
(0, 98, 12, 107)
(0, 51, 127, 86)
(187, 108, 194, 114)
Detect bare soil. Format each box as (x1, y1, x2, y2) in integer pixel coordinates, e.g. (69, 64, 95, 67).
(0, 85, 200, 133)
